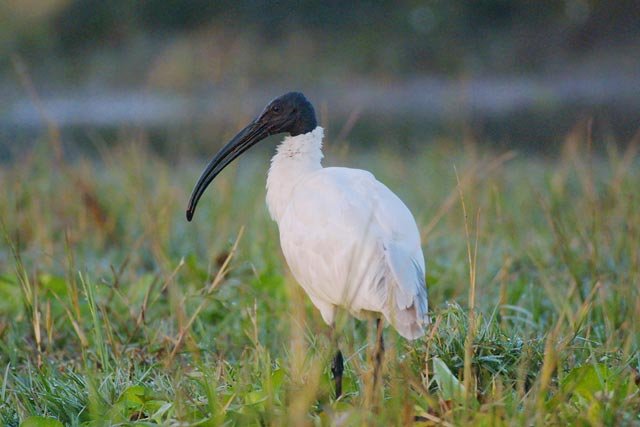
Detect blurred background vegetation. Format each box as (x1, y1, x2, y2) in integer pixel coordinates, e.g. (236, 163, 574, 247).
(2, 2, 640, 424)
(1, 0, 639, 155)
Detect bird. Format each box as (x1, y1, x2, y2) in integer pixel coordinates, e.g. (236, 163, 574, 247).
(186, 92, 429, 398)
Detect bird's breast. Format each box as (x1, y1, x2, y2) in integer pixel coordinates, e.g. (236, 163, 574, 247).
(265, 128, 324, 222)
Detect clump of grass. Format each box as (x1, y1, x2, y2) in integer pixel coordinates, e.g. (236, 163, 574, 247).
(0, 122, 639, 425)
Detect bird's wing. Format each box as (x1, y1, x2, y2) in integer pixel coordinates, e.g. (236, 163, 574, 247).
(280, 167, 428, 338)
(356, 168, 429, 337)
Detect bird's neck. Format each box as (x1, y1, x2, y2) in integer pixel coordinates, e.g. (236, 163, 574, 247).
(266, 126, 324, 222)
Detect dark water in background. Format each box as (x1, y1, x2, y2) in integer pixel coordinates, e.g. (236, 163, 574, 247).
(1, 72, 639, 160)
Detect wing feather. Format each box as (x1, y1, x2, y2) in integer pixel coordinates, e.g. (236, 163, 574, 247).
(279, 167, 429, 339)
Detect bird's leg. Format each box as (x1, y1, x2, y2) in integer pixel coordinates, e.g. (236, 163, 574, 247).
(372, 318, 385, 392)
(329, 326, 344, 399)
(331, 348, 344, 399)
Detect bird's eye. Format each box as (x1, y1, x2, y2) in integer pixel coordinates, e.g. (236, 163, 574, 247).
(272, 105, 281, 114)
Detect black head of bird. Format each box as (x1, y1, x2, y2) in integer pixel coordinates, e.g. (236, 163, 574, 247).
(186, 92, 316, 221)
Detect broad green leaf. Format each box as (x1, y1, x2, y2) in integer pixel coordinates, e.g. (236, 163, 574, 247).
(145, 399, 170, 414)
(149, 401, 174, 422)
(245, 389, 268, 405)
(117, 384, 150, 407)
(432, 357, 466, 402)
(561, 364, 613, 402)
(38, 274, 68, 296)
(271, 367, 284, 390)
(21, 416, 64, 427)
(108, 384, 165, 421)
(559, 363, 639, 424)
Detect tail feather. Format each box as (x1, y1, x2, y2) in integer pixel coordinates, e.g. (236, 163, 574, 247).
(382, 242, 429, 339)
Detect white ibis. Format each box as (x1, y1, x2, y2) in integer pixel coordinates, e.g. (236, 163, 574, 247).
(186, 92, 429, 397)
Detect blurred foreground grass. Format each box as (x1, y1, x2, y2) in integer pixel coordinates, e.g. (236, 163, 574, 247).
(0, 126, 639, 426)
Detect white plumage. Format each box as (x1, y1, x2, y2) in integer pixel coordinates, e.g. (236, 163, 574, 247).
(186, 92, 429, 396)
(266, 127, 429, 339)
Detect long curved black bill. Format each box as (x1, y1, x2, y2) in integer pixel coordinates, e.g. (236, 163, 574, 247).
(186, 120, 269, 221)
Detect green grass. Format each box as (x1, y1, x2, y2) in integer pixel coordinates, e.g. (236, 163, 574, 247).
(0, 129, 639, 426)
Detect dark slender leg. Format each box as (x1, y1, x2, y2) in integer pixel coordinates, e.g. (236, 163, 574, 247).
(373, 318, 385, 391)
(331, 349, 344, 399)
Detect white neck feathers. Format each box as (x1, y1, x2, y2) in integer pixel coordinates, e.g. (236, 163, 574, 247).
(266, 126, 324, 222)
